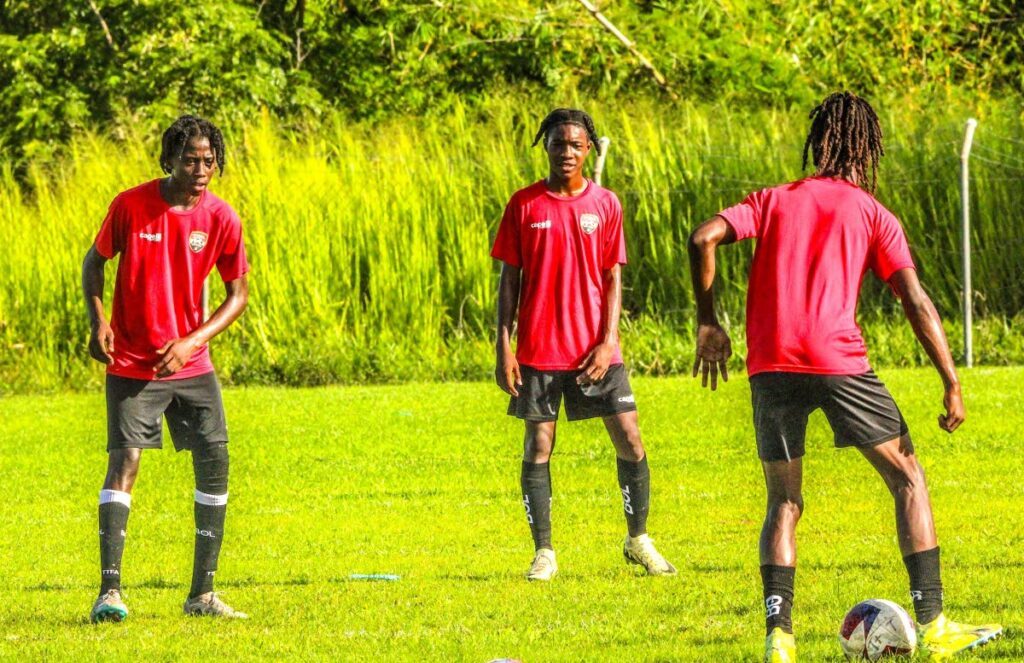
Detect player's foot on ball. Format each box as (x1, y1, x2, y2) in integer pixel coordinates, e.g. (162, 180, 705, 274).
(183, 592, 249, 619)
(623, 534, 677, 576)
(526, 548, 557, 582)
(764, 627, 796, 663)
(918, 613, 1001, 660)
(90, 588, 128, 623)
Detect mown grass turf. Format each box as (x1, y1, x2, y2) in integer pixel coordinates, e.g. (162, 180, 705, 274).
(0, 368, 1021, 661)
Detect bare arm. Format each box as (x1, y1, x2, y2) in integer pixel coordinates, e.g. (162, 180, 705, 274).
(154, 275, 249, 377)
(495, 263, 522, 396)
(888, 268, 964, 432)
(82, 245, 114, 364)
(687, 216, 737, 390)
(577, 264, 622, 385)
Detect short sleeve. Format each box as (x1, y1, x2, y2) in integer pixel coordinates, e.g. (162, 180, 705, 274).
(94, 195, 125, 258)
(602, 193, 627, 269)
(215, 211, 251, 282)
(868, 205, 916, 281)
(717, 189, 766, 241)
(490, 198, 522, 267)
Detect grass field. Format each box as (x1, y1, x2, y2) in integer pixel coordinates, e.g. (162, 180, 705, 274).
(1, 368, 1021, 661)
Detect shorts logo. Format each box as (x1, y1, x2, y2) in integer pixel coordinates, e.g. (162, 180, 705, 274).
(530, 220, 552, 230)
(617, 394, 635, 403)
(188, 231, 209, 253)
(139, 232, 163, 242)
(579, 213, 600, 235)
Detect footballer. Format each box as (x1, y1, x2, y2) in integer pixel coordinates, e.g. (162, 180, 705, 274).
(82, 115, 250, 622)
(492, 108, 675, 581)
(688, 92, 1001, 661)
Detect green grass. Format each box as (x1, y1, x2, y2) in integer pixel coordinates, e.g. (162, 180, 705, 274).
(0, 368, 1021, 661)
(1, 97, 1023, 392)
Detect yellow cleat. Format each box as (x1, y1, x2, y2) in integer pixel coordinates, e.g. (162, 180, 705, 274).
(765, 627, 796, 663)
(918, 613, 1001, 660)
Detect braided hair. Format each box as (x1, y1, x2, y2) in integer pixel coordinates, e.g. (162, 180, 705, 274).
(531, 108, 601, 155)
(801, 92, 884, 192)
(159, 115, 227, 175)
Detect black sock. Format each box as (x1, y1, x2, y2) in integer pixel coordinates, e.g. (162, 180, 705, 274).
(616, 456, 650, 537)
(98, 490, 131, 594)
(761, 564, 796, 635)
(521, 461, 552, 550)
(904, 547, 943, 624)
(190, 444, 229, 599)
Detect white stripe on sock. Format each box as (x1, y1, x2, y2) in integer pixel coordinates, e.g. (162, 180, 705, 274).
(99, 489, 132, 507)
(194, 490, 228, 506)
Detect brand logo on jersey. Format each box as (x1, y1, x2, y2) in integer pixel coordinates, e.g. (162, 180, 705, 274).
(188, 231, 209, 253)
(530, 220, 552, 230)
(617, 394, 635, 403)
(579, 213, 600, 235)
(139, 232, 163, 242)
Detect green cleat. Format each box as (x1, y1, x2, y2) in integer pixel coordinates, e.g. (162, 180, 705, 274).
(183, 592, 248, 619)
(918, 613, 1001, 660)
(765, 627, 796, 663)
(90, 589, 128, 623)
(526, 548, 557, 582)
(623, 534, 677, 576)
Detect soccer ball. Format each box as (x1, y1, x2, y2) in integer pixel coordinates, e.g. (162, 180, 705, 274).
(838, 599, 917, 660)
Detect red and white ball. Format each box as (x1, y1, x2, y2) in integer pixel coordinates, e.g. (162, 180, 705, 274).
(838, 598, 917, 660)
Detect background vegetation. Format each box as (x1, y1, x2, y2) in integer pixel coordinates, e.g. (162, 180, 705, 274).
(1, 1, 1023, 392)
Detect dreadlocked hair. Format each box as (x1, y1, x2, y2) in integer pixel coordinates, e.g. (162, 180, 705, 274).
(531, 108, 601, 155)
(801, 92, 884, 192)
(159, 115, 227, 175)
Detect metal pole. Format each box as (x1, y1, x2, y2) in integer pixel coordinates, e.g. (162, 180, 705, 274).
(593, 136, 611, 186)
(960, 118, 977, 367)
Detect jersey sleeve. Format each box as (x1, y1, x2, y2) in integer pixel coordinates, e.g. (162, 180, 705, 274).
(717, 189, 766, 241)
(602, 192, 627, 269)
(490, 198, 522, 267)
(215, 211, 251, 282)
(868, 205, 916, 281)
(93, 195, 126, 258)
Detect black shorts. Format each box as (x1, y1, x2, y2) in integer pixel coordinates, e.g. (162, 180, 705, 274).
(507, 363, 638, 422)
(750, 371, 911, 462)
(106, 372, 229, 452)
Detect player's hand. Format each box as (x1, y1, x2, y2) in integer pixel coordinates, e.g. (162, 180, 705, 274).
(496, 348, 522, 397)
(154, 337, 199, 378)
(938, 383, 964, 433)
(693, 323, 731, 391)
(577, 342, 615, 385)
(88, 321, 115, 365)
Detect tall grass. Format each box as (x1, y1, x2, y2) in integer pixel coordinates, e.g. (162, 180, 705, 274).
(1, 97, 1022, 392)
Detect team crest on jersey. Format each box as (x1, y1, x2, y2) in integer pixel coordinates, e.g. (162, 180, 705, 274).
(579, 213, 600, 235)
(188, 231, 208, 253)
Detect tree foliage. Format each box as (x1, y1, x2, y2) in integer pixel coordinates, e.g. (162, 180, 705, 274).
(1, 0, 1021, 160)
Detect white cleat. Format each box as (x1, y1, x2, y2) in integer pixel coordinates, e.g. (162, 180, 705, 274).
(183, 591, 248, 619)
(526, 548, 558, 581)
(623, 534, 677, 576)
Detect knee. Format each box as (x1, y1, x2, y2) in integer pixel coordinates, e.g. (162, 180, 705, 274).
(105, 449, 141, 492)
(767, 495, 804, 522)
(524, 429, 554, 463)
(886, 460, 927, 497)
(620, 429, 644, 462)
(193, 444, 229, 495)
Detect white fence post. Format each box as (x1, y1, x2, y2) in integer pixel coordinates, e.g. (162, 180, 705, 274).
(960, 118, 977, 367)
(594, 136, 611, 186)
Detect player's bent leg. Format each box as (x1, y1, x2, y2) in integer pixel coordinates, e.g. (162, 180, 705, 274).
(858, 438, 936, 556)
(760, 458, 802, 646)
(93, 449, 141, 623)
(523, 421, 557, 580)
(605, 412, 675, 576)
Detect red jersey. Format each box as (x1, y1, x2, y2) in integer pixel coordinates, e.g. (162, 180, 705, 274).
(491, 180, 627, 370)
(718, 176, 915, 376)
(94, 179, 250, 381)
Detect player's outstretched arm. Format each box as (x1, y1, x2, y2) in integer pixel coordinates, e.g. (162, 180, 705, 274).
(687, 216, 736, 391)
(495, 262, 522, 396)
(82, 246, 114, 365)
(577, 264, 621, 385)
(889, 268, 964, 433)
(154, 275, 249, 378)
